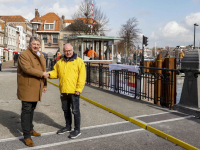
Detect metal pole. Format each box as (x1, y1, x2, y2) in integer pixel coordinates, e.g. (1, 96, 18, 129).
(155, 42, 156, 57)
(142, 35, 144, 67)
(194, 24, 195, 49)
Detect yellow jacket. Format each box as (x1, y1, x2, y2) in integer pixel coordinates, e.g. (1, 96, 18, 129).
(49, 53, 86, 94)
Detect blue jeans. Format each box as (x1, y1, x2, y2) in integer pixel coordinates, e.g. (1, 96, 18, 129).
(21, 101, 37, 139)
(61, 94, 80, 131)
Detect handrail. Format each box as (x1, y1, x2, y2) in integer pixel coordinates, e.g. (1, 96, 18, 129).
(140, 66, 180, 74)
(194, 72, 200, 78)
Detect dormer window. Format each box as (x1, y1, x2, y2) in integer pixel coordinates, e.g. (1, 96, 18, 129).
(45, 24, 54, 30)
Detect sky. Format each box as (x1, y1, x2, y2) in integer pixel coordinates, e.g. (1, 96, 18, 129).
(1, 0, 200, 48)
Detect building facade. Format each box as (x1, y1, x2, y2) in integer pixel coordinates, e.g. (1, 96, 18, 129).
(17, 26, 26, 51)
(31, 9, 65, 54)
(0, 15, 32, 50)
(0, 19, 5, 59)
(7, 23, 17, 60)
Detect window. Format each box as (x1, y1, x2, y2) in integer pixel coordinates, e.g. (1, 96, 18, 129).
(42, 34, 47, 43)
(63, 34, 67, 38)
(52, 34, 58, 43)
(33, 24, 37, 30)
(45, 24, 54, 30)
(33, 34, 38, 37)
(50, 24, 54, 30)
(45, 24, 49, 30)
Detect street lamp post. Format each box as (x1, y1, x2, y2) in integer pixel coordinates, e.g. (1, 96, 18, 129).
(194, 23, 199, 49)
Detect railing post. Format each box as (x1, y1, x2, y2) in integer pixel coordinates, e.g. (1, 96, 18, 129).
(99, 63, 103, 87)
(135, 73, 138, 99)
(86, 62, 91, 85)
(154, 54, 162, 106)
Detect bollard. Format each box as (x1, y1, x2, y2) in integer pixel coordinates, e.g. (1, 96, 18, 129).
(174, 49, 200, 117)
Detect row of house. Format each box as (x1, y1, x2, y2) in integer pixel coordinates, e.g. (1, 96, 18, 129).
(0, 9, 95, 62)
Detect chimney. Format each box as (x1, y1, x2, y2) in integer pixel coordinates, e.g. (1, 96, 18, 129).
(35, 9, 40, 17)
(62, 15, 65, 21)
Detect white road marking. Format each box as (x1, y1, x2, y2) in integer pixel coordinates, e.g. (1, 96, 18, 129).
(0, 121, 128, 143)
(132, 111, 178, 118)
(81, 121, 128, 130)
(17, 129, 145, 150)
(147, 115, 194, 125)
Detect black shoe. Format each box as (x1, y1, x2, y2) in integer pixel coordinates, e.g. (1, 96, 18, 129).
(57, 127, 71, 134)
(68, 130, 81, 139)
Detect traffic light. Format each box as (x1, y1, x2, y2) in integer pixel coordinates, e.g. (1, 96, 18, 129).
(143, 35, 148, 46)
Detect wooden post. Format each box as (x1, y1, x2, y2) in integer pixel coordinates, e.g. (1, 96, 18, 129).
(154, 54, 162, 106)
(164, 58, 176, 108)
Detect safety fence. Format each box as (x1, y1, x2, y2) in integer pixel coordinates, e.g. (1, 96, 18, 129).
(85, 63, 179, 109)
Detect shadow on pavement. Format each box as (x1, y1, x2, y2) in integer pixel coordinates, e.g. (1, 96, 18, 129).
(0, 110, 63, 138)
(84, 84, 162, 106)
(0, 69, 17, 73)
(34, 112, 63, 129)
(0, 110, 22, 138)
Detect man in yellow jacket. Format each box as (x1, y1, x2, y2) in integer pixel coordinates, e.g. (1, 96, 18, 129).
(49, 43, 86, 139)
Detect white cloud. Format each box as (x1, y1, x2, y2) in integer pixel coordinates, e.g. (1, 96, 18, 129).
(100, 2, 108, 6)
(160, 21, 189, 38)
(0, 0, 26, 4)
(37, 2, 78, 20)
(185, 12, 200, 27)
(0, 5, 30, 18)
(150, 31, 158, 39)
(149, 21, 194, 48)
(0, 1, 79, 21)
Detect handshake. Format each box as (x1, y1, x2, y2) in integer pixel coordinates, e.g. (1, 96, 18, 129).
(43, 72, 50, 79)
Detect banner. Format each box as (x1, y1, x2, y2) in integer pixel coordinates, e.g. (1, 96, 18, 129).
(109, 64, 141, 97)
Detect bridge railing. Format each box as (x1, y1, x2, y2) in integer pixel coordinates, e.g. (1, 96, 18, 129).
(85, 62, 179, 109)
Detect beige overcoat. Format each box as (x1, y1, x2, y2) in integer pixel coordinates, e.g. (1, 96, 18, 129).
(17, 48, 47, 102)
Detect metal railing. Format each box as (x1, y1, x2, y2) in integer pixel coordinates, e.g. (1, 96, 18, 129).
(85, 63, 179, 109)
(48, 60, 179, 109)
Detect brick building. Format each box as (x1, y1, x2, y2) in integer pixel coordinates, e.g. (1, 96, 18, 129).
(31, 9, 65, 54)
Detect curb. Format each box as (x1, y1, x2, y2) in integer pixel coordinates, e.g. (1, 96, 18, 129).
(47, 80, 199, 150)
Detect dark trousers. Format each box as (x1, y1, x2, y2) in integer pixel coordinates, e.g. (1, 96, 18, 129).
(21, 101, 37, 139)
(61, 94, 80, 131)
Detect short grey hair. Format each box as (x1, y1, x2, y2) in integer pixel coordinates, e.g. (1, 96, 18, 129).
(29, 36, 41, 45)
(63, 43, 73, 51)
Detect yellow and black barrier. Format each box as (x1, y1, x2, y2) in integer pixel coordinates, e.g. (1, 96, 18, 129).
(47, 80, 199, 150)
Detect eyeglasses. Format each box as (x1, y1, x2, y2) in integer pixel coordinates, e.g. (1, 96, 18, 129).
(64, 50, 72, 53)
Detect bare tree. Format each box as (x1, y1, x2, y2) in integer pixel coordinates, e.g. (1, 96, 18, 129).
(67, 19, 90, 35)
(72, 0, 109, 35)
(118, 17, 140, 55)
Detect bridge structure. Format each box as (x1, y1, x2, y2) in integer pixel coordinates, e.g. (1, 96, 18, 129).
(0, 60, 200, 149)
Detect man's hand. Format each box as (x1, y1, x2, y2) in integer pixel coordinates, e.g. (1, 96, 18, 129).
(75, 91, 80, 95)
(43, 87, 47, 93)
(43, 72, 49, 78)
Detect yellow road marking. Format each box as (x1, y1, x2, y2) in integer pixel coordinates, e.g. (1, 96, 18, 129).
(47, 80, 199, 150)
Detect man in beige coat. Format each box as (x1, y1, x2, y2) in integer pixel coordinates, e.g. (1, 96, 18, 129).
(17, 37, 49, 147)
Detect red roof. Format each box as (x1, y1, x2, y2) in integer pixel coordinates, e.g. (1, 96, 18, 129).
(31, 12, 62, 31)
(0, 15, 27, 22)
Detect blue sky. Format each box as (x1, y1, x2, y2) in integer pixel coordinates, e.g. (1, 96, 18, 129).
(1, 0, 200, 48)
